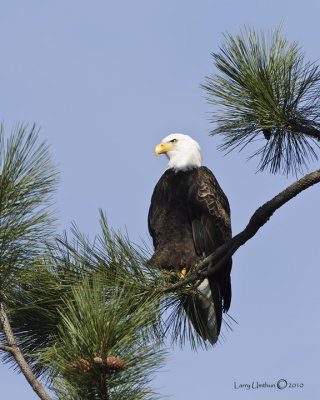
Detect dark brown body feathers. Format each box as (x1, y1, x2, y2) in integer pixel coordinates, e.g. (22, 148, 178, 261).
(148, 167, 232, 339)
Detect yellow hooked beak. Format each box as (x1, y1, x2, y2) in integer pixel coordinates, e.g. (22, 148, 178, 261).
(154, 142, 174, 155)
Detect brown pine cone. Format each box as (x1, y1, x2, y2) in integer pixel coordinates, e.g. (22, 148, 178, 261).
(106, 356, 125, 370)
(68, 357, 92, 373)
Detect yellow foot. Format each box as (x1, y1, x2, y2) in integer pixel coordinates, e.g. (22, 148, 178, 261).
(180, 267, 187, 278)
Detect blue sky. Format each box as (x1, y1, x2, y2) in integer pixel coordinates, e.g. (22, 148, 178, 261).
(0, 1, 319, 399)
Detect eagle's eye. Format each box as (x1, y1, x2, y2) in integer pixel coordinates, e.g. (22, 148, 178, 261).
(170, 139, 177, 143)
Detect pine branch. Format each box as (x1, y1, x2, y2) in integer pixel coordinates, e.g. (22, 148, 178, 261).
(202, 26, 320, 174)
(158, 168, 320, 292)
(0, 123, 58, 378)
(290, 122, 320, 141)
(0, 123, 58, 294)
(0, 301, 52, 400)
(0, 343, 13, 353)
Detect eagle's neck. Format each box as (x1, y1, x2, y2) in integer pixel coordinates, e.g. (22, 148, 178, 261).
(166, 150, 202, 172)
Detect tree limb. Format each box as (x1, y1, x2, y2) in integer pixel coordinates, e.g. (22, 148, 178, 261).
(0, 301, 52, 400)
(0, 343, 14, 353)
(160, 168, 320, 292)
(290, 123, 320, 142)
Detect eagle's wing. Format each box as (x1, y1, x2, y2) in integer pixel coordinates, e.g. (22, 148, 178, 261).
(189, 167, 231, 256)
(186, 167, 232, 339)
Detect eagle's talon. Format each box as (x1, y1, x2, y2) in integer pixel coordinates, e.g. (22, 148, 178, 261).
(180, 267, 187, 278)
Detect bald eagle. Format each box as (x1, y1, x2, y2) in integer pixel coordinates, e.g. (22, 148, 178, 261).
(148, 133, 232, 344)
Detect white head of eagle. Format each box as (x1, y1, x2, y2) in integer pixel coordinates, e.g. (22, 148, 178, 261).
(155, 133, 202, 171)
(148, 133, 233, 345)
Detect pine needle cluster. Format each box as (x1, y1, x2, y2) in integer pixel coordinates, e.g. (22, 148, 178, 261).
(0, 123, 58, 294)
(202, 26, 320, 174)
(45, 276, 165, 400)
(0, 124, 60, 376)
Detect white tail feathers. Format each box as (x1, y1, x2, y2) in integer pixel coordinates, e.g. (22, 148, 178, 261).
(183, 278, 221, 344)
(196, 278, 219, 343)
